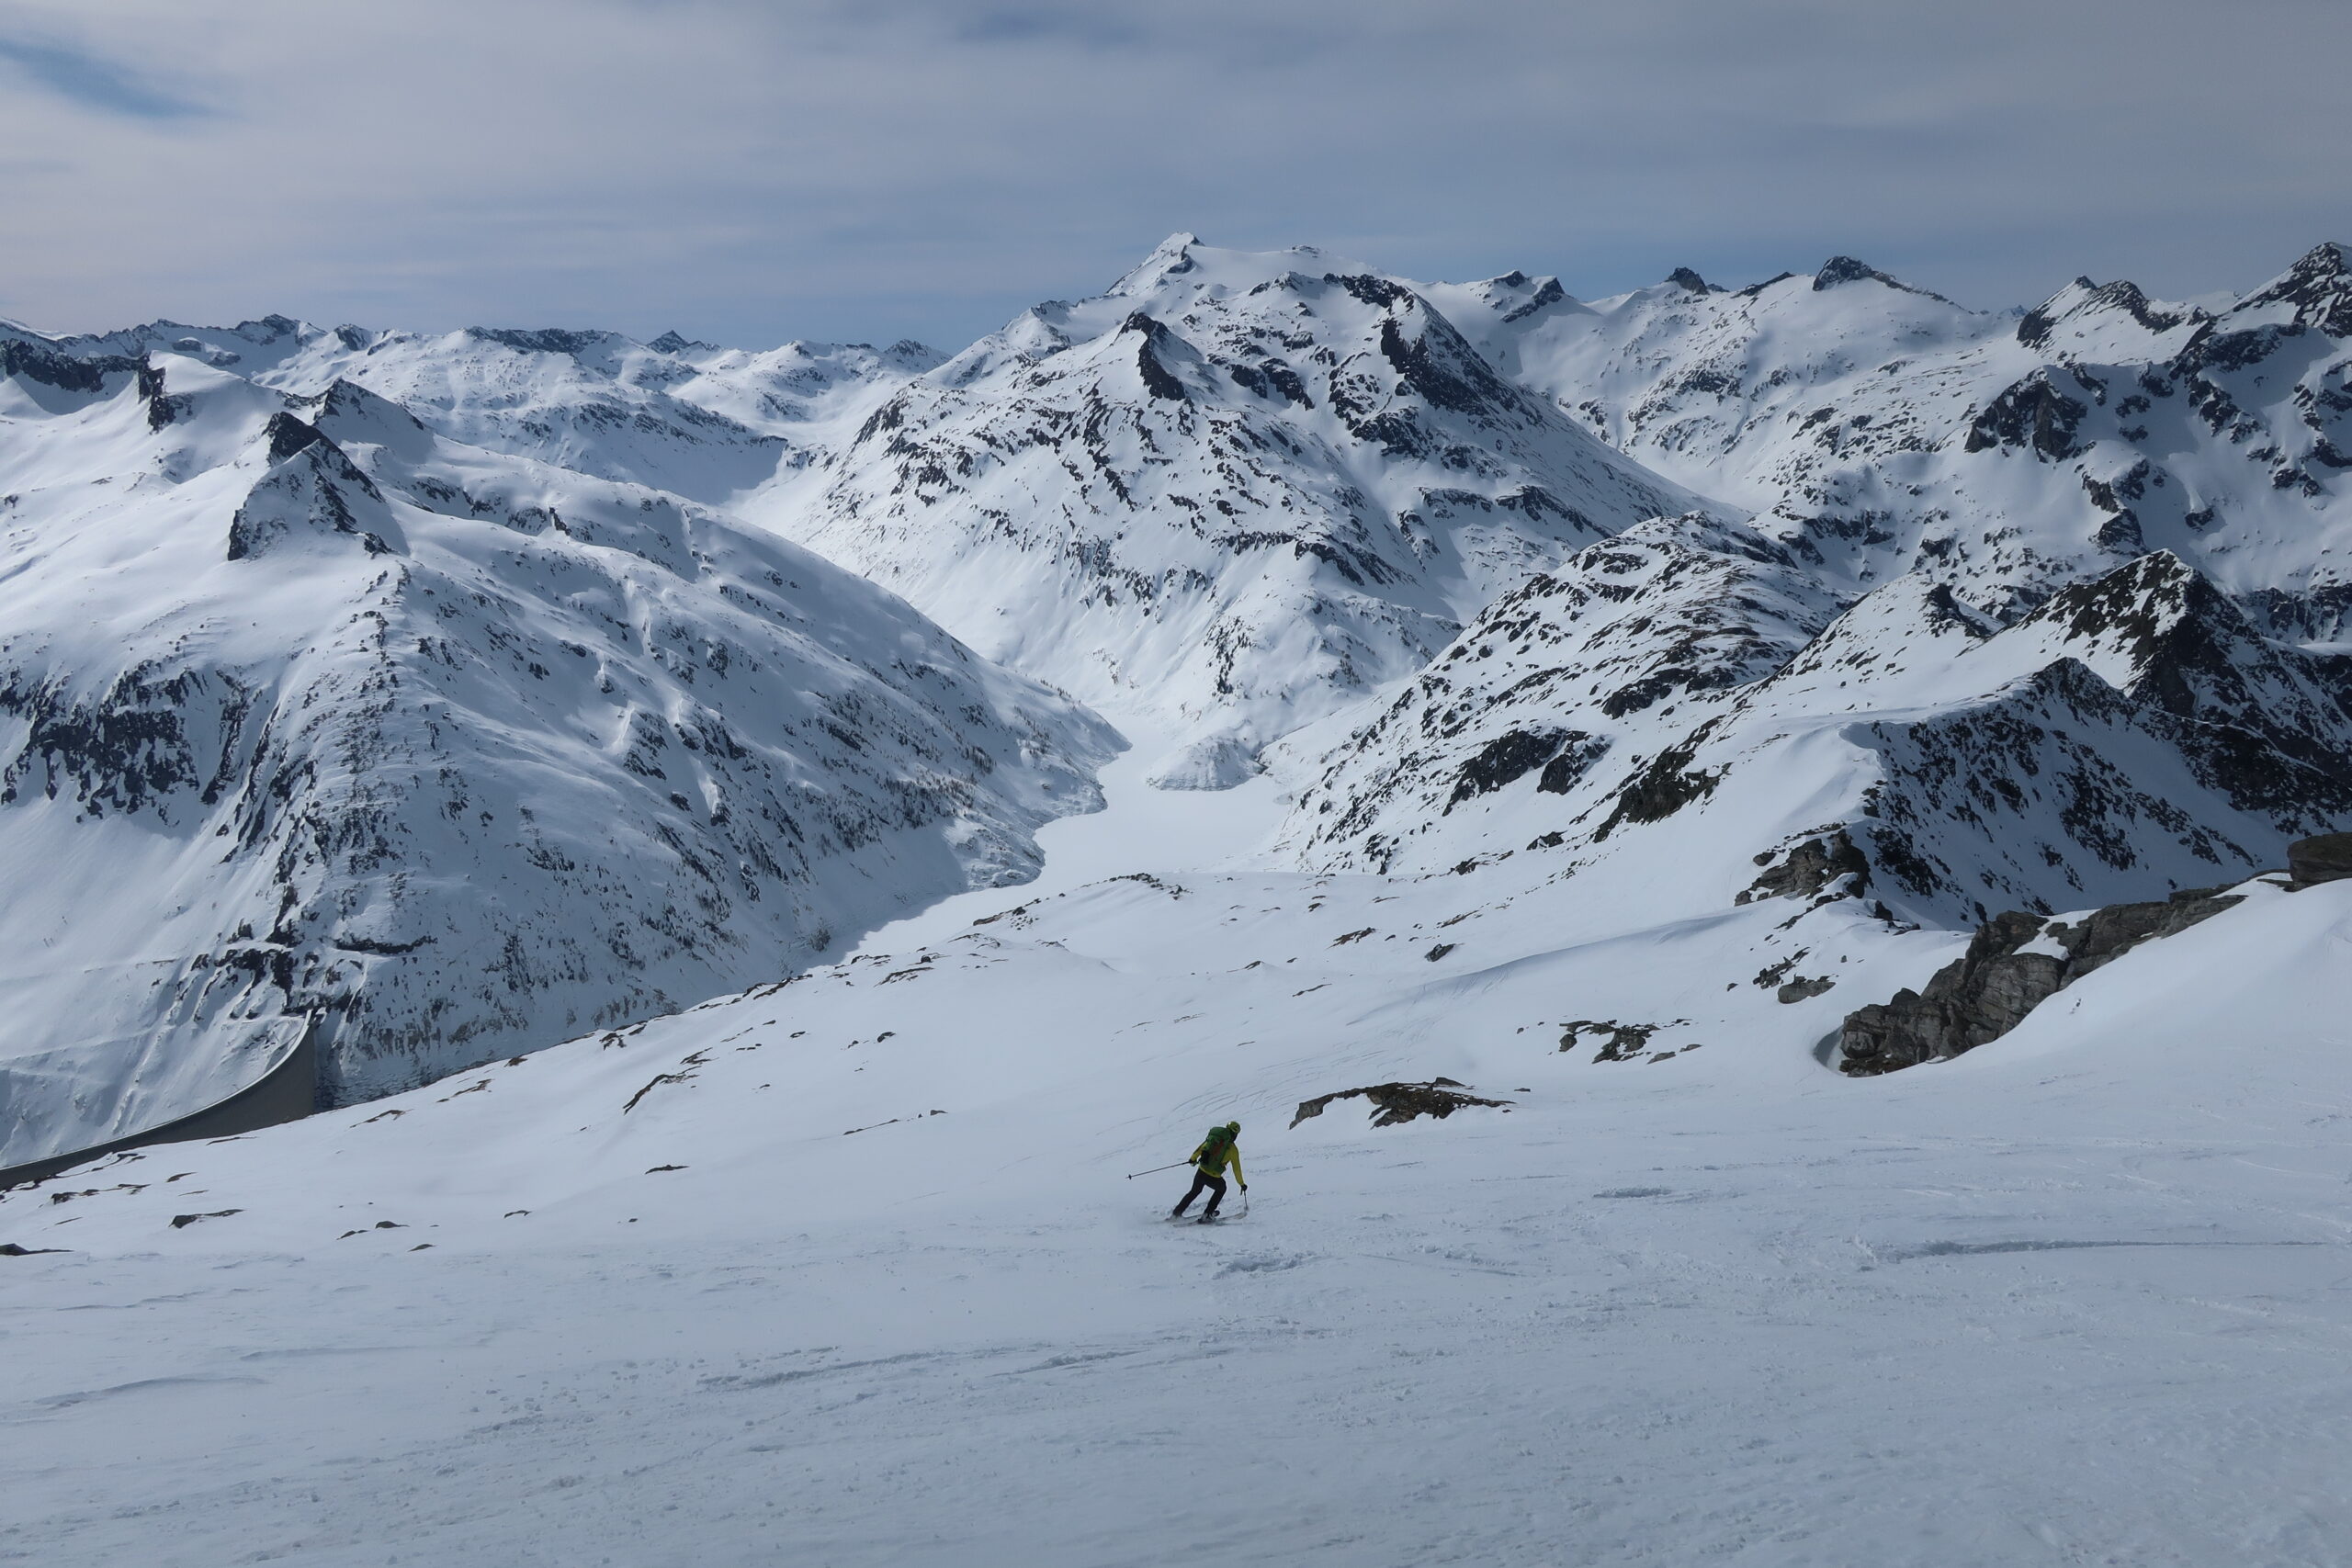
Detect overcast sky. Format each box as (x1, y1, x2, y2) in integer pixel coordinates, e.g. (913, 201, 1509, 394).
(1, 0, 2344, 350)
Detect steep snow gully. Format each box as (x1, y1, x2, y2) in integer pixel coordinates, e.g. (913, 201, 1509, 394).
(8, 236, 2352, 1567)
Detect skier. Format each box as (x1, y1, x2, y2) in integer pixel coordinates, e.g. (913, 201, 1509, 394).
(1171, 1122, 1245, 1223)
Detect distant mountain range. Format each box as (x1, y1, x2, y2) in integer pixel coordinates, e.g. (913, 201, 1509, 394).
(4, 231, 2347, 1172)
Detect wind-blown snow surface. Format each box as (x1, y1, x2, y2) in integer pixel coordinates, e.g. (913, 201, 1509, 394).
(0, 344, 1114, 1168)
(7, 830, 2350, 1566)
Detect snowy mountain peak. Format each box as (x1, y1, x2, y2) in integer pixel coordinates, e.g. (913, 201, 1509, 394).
(1109, 231, 1207, 295)
(1812, 255, 1953, 303)
(226, 419, 401, 561)
(772, 239, 1712, 752)
(2233, 240, 2352, 335)
(2016, 276, 2208, 359)
(301, 378, 435, 460)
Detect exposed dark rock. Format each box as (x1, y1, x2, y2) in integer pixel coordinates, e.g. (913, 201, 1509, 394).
(1534, 734, 1609, 795)
(0, 1242, 69, 1256)
(1, 340, 140, 395)
(1838, 887, 2245, 1075)
(1814, 257, 1952, 302)
(263, 412, 325, 464)
(2018, 279, 2199, 351)
(168, 1208, 243, 1228)
(1123, 313, 1191, 402)
(1592, 727, 1720, 840)
(1290, 1078, 1511, 1129)
(2286, 831, 2352, 887)
(1667, 267, 1712, 295)
(1738, 829, 1871, 904)
(2234, 242, 2352, 338)
(1557, 1018, 1685, 1062)
(1373, 302, 1527, 423)
(1446, 728, 1571, 809)
(1777, 976, 1836, 1003)
(1500, 277, 1566, 322)
(2020, 553, 2352, 817)
(465, 327, 615, 356)
(1962, 370, 2090, 461)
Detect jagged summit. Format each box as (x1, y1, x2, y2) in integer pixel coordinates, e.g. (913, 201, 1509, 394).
(2233, 239, 2352, 335)
(772, 237, 1712, 757)
(1814, 255, 1939, 298)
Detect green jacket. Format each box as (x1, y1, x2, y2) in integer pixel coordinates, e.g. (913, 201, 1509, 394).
(1191, 1139, 1242, 1184)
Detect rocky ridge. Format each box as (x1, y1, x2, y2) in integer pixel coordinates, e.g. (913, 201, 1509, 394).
(1436, 244, 2352, 636)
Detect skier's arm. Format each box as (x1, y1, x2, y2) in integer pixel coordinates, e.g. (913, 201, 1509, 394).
(1230, 1150, 1244, 1189)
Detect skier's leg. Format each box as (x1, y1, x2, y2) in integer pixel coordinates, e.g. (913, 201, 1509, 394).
(1201, 1175, 1227, 1218)
(1172, 1172, 1208, 1216)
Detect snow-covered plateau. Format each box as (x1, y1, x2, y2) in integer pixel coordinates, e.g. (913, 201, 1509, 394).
(6, 234, 2352, 1566)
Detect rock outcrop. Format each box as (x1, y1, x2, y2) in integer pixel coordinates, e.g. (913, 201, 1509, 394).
(1838, 886, 2246, 1075)
(2286, 831, 2352, 887)
(1290, 1078, 1512, 1128)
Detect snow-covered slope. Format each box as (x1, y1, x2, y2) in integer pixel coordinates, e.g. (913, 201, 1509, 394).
(1438, 244, 2352, 630)
(0, 346, 1114, 1170)
(1284, 525, 2352, 922)
(8, 777, 2348, 1563)
(36, 313, 937, 504)
(9, 235, 2352, 1175)
(764, 236, 1714, 764)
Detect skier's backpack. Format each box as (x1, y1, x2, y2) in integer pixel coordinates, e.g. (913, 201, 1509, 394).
(1196, 1124, 1232, 1167)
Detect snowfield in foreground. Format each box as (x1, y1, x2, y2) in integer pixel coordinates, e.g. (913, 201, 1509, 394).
(6, 781, 2349, 1564)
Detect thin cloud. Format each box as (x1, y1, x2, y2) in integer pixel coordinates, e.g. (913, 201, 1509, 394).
(0, 36, 207, 120)
(0, 0, 2342, 347)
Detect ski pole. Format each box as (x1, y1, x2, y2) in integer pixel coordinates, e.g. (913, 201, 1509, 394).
(1125, 1161, 1189, 1179)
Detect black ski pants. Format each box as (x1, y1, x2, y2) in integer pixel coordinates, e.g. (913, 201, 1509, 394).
(1173, 1169, 1227, 1217)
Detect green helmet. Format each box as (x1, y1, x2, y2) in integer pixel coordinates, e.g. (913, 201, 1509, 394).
(1225, 1122, 1240, 1137)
